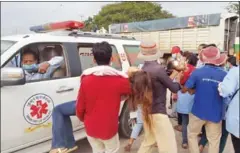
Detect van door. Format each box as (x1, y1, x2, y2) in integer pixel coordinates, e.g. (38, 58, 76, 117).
(224, 16, 238, 52)
(1, 42, 82, 153)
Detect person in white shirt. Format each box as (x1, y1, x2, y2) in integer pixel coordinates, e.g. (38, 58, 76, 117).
(196, 44, 207, 68)
(21, 49, 64, 81)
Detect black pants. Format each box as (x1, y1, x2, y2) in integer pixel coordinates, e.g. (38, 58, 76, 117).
(170, 93, 173, 106)
(177, 113, 182, 125)
(231, 134, 240, 153)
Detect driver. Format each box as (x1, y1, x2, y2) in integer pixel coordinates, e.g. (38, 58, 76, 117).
(21, 49, 64, 81)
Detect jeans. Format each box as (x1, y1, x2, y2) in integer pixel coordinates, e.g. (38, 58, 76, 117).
(231, 134, 240, 153)
(199, 120, 229, 153)
(182, 114, 189, 144)
(130, 107, 143, 139)
(51, 101, 76, 149)
(178, 113, 182, 125)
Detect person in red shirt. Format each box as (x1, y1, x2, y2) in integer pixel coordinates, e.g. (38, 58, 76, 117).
(76, 41, 131, 153)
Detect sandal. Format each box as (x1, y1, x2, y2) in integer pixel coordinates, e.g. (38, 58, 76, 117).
(182, 143, 188, 149)
(65, 146, 78, 153)
(124, 144, 132, 152)
(49, 148, 68, 153)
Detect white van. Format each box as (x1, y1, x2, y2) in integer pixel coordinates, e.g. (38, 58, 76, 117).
(1, 22, 141, 153)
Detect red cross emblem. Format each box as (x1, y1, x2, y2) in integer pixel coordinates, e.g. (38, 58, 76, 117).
(30, 100, 48, 119)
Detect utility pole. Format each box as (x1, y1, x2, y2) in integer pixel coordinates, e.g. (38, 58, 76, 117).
(79, 14, 84, 21)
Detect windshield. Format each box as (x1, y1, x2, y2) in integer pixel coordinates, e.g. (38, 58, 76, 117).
(1, 40, 16, 55)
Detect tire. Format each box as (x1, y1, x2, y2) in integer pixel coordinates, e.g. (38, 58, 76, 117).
(119, 104, 132, 138)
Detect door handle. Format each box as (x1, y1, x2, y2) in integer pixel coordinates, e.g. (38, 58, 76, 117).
(56, 86, 74, 93)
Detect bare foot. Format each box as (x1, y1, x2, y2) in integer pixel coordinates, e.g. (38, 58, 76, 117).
(174, 125, 182, 132)
(124, 144, 132, 152)
(182, 143, 188, 149)
(199, 145, 204, 153)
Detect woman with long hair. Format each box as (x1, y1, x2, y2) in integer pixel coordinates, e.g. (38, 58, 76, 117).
(128, 69, 180, 153)
(128, 71, 153, 130)
(133, 41, 180, 153)
(124, 67, 144, 152)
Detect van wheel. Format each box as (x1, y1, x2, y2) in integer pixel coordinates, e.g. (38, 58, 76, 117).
(119, 104, 133, 138)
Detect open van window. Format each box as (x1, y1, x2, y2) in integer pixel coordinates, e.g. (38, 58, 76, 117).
(1, 40, 16, 55)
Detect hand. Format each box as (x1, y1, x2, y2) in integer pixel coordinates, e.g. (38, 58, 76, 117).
(188, 89, 196, 95)
(38, 62, 50, 74)
(174, 71, 183, 83)
(172, 93, 178, 101)
(170, 69, 179, 80)
(130, 118, 136, 126)
(127, 67, 140, 77)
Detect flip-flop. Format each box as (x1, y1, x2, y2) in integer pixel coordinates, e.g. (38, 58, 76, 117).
(49, 148, 68, 153)
(65, 146, 78, 153)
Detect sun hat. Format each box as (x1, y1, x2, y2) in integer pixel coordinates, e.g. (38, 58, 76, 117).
(171, 46, 181, 54)
(137, 41, 162, 61)
(199, 46, 227, 66)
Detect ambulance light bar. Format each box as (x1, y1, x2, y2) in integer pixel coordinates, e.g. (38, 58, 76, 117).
(30, 21, 84, 33)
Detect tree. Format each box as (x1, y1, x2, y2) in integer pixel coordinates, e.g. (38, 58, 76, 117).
(226, 2, 239, 14)
(83, 17, 93, 31)
(83, 2, 174, 31)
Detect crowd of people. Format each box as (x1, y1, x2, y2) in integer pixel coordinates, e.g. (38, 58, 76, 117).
(48, 41, 239, 153)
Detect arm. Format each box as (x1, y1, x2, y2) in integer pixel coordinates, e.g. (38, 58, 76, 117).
(182, 70, 197, 94)
(159, 69, 181, 93)
(218, 68, 238, 98)
(76, 79, 86, 122)
(118, 77, 131, 95)
(41, 56, 64, 79)
(169, 70, 180, 80)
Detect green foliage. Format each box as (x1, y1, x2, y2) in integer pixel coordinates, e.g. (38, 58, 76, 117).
(82, 2, 174, 31)
(226, 2, 239, 14)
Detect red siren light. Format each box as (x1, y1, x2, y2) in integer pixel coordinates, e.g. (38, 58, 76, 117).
(30, 21, 85, 33)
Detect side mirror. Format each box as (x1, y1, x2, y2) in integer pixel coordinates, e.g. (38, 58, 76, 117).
(1, 67, 26, 87)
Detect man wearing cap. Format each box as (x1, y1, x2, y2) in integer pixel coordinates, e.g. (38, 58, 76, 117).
(137, 41, 181, 153)
(182, 46, 228, 153)
(171, 46, 182, 59)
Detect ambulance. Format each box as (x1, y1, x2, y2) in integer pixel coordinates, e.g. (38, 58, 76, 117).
(1, 21, 141, 153)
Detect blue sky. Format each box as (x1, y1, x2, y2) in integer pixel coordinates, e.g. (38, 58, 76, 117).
(1, 2, 230, 36)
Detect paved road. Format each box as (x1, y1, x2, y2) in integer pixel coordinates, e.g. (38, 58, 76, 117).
(74, 91, 234, 153)
(74, 118, 234, 153)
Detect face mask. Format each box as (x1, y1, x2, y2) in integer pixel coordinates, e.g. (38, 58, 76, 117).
(224, 63, 230, 71)
(22, 64, 39, 73)
(172, 54, 177, 59)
